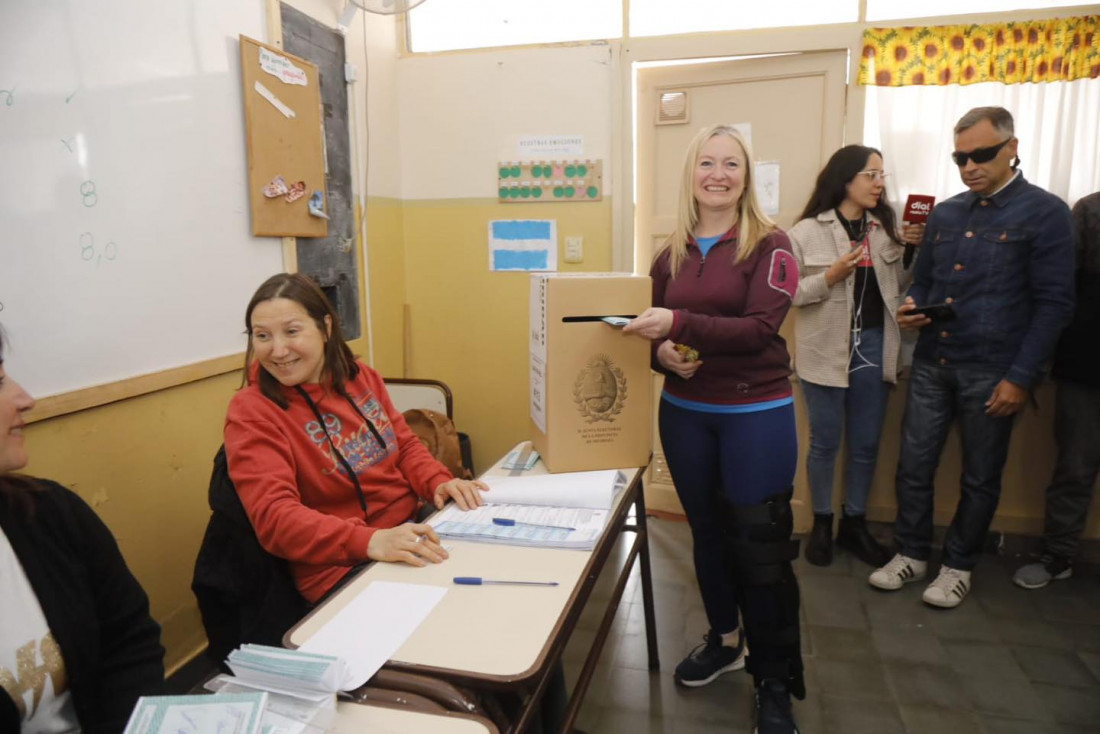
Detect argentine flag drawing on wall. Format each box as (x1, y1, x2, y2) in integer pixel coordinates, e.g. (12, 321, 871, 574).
(489, 219, 557, 272)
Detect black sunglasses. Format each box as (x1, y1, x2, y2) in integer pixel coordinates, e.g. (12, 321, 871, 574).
(951, 138, 1012, 166)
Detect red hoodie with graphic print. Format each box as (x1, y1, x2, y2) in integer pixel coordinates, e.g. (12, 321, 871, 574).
(225, 360, 453, 602)
(651, 227, 798, 404)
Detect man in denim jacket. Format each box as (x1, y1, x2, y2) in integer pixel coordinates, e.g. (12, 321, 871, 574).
(868, 107, 1074, 609)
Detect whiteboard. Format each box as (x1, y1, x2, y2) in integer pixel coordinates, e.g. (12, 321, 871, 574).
(0, 0, 284, 399)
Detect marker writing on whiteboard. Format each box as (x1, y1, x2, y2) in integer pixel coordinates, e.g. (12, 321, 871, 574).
(80, 180, 98, 208)
(80, 232, 118, 267)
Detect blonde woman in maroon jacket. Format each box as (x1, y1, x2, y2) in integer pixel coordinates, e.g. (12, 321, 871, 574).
(225, 273, 488, 603)
(625, 124, 803, 734)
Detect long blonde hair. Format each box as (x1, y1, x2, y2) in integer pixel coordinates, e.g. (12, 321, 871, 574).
(659, 124, 777, 278)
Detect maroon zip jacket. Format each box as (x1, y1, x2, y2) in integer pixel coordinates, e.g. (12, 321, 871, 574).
(651, 228, 799, 404)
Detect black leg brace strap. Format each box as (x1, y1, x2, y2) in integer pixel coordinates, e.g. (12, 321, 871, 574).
(724, 489, 806, 699)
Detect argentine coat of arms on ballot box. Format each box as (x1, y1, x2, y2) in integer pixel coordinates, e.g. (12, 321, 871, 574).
(573, 354, 628, 423)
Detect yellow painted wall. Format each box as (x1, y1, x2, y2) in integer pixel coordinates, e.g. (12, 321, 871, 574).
(401, 198, 614, 472)
(22, 371, 236, 671)
(362, 196, 407, 377)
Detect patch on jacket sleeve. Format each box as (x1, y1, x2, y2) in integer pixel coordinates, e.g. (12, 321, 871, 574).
(768, 249, 798, 299)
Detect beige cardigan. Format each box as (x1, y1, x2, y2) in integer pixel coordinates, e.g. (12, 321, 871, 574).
(788, 211, 912, 387)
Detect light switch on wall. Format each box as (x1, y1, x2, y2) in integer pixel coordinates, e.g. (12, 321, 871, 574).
(564, 236, 584, 263)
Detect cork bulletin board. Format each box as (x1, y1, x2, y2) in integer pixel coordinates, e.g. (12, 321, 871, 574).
(240, 35, 327, 237)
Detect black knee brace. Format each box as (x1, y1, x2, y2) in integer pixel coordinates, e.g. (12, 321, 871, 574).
(723, 489, 805, 699)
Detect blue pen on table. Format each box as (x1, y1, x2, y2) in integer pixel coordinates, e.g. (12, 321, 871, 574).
(454, 577, 559, 587)
(492, 517, 576, 532)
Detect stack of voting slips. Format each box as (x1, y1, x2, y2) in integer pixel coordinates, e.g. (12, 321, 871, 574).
(123, 692, 268, 734)
(123, 645, 346, 734)
(428, 469, 626, 550)
(201, 645, 346, 733)
(500, 443, 540, 471)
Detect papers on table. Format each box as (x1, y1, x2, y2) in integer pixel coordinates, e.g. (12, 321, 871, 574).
(224, 645, 347, 700)
(125, 647, 346, 734)
(429, 468, 627, 550)
(430, 503, 608, 549)
(500, 444, 540, 471)
(123, 693, 267, 734)
(205, 674, 338, 734)
(299, 580, 447, 690)
(482, 469, 623, 510)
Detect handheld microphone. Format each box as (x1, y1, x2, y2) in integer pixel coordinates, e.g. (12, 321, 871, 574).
(902, 194, 935, 268)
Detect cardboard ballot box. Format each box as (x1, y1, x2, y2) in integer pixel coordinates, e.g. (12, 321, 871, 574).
(529, 273, 653, 473)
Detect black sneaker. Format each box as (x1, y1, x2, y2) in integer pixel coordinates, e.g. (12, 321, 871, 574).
(1013, 554, 1073, 589)
(674, 629, 746, 687)
(754, 678, 799, 734)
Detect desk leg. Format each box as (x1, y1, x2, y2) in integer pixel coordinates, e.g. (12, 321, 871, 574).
(634, 483, 660, 671)
(562, 537, 640, 732)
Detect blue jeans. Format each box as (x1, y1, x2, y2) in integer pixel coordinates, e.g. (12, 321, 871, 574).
(1042, 381, 1100, 559)
(894, 360, 1017, 570)
(658, 399, 798, 635)
(800, 327, 892, 517)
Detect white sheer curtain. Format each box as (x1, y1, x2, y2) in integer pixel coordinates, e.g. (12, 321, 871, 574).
(865, 78, 1100, 210)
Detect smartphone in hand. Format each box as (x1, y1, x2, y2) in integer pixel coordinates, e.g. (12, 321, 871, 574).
(909, 302, 956, 321)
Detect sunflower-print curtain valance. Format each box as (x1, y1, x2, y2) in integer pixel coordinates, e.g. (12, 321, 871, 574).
(859, 15, 1099, 87)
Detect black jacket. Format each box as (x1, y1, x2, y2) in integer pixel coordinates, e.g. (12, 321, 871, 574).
(191, 447, 309, 665)
(1052, 192, 1100, 387)
(0, 479, 164, 733)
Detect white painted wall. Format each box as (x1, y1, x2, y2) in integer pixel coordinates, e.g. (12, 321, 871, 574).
(396, 43, 616, 200)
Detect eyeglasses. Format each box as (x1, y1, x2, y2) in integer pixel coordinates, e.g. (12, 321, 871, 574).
(855, 170, 890, 182)
(951, 138, 1012, 166)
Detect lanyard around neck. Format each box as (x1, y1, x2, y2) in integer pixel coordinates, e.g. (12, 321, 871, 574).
(294, 385, 387, 518)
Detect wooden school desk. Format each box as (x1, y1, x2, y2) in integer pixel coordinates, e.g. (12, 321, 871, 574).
(285, 446, 659, 733)
(334, 700, 498, 733)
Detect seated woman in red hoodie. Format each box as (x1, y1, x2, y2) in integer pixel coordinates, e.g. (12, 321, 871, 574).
(225, 273, 487, 604)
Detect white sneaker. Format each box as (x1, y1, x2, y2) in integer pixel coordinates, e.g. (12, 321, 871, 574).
(868, 553, 928, 590)
(922, 566, 972, 608)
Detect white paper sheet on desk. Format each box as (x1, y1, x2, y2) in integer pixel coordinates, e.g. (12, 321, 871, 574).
(482, 469, 623, 509)
(298, 581, 447, 691)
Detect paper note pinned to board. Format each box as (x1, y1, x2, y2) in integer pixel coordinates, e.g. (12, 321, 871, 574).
(254, 81, 296, 119)
(259, 47, 308, 86)
(755, 161, 780, 217)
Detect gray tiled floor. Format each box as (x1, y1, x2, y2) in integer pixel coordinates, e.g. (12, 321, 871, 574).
(564, 516, 1100, 734)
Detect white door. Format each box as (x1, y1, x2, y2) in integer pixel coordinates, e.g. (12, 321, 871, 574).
(636, 51, 848, 530)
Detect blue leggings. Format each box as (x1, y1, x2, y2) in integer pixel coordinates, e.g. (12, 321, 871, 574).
(658, 398, 798, 635)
